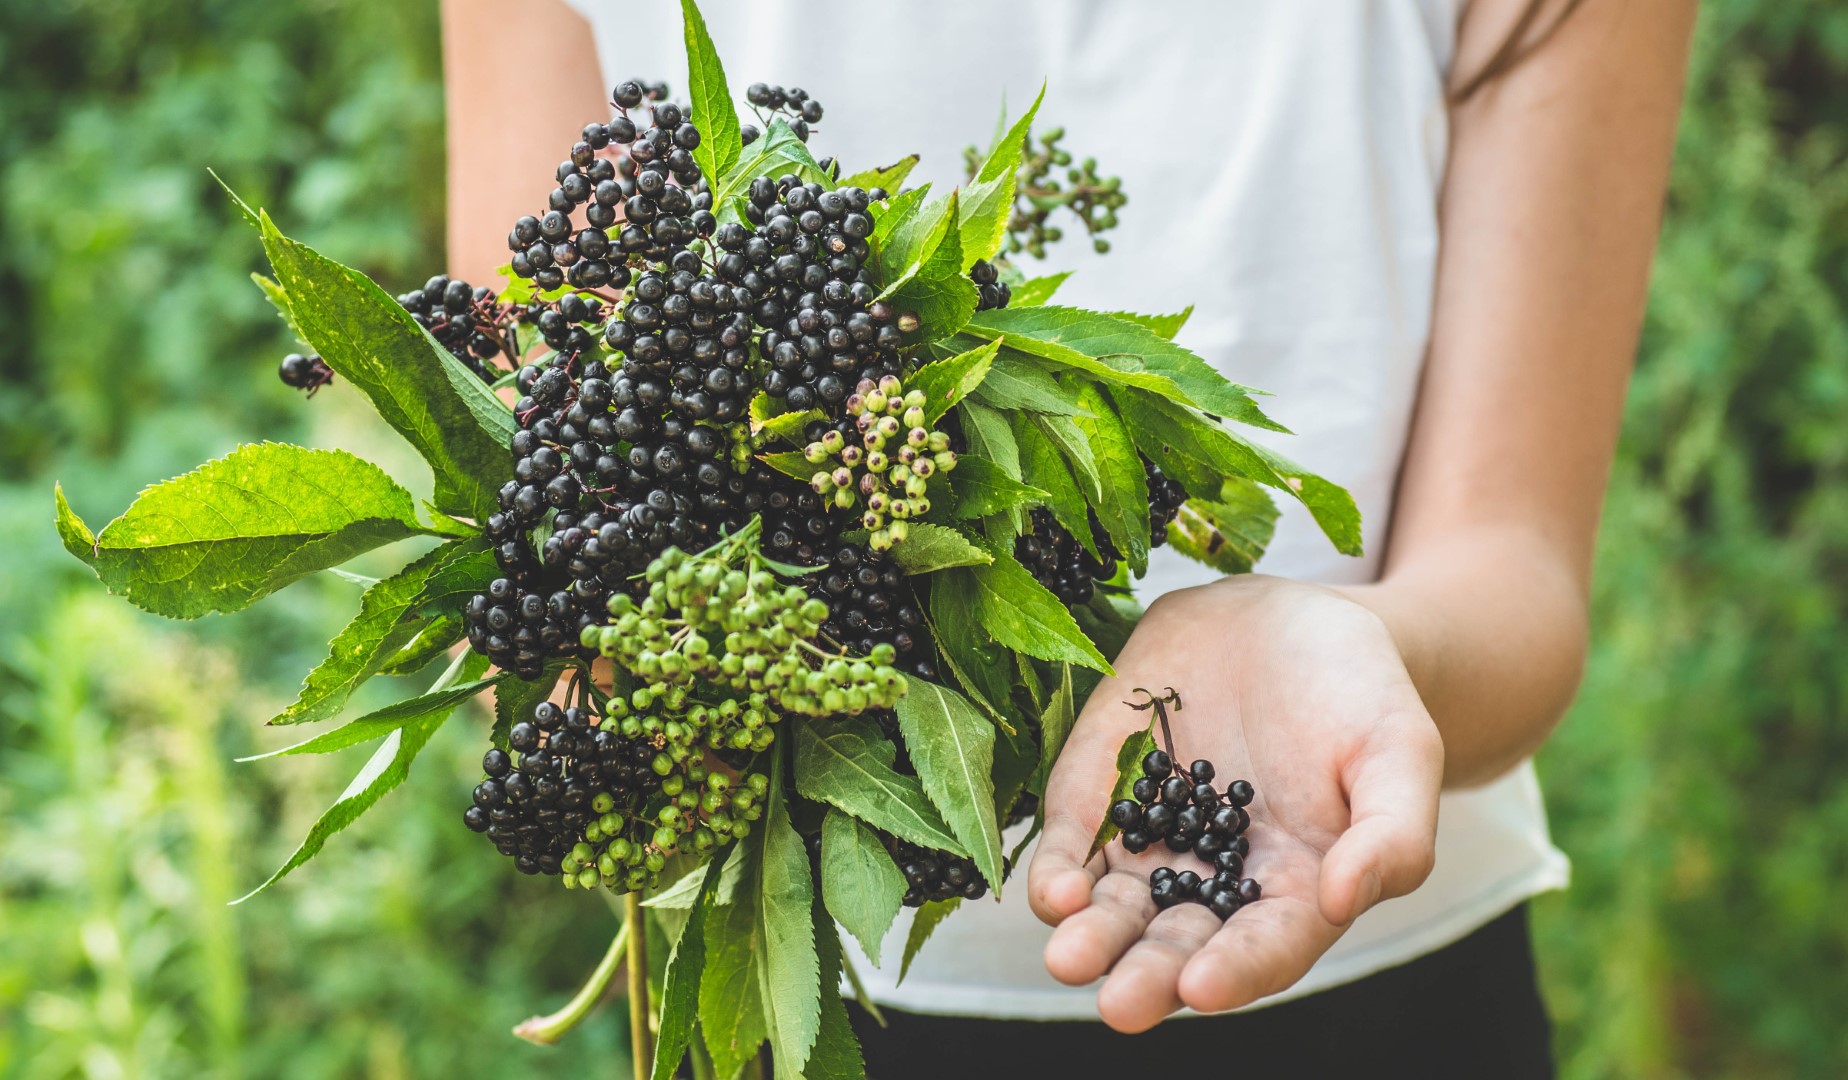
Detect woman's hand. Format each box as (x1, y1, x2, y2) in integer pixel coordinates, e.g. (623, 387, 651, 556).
(1026, 575, 1444, 1032)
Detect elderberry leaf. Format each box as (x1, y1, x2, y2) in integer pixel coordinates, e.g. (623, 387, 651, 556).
(970, 352, 1085, 415)
(946, 457, 1047, 521)
(805, 901, 868, 1079)
(1073, 592, 1141, 669)
(956, 402, 1020, 480)
(965, 307, 1287, 433)
(701, 848, 769, 1077)
(897, 899, 960, 985)
(1032, 414, 1102, 500)
(758, 405, 827, 446)
(679, 0, 742, 189)
(905, 337, 1000, 425)
(840, 155, 919, 195)
(651, 842, 734, 1080)
(881, 192, 979, 344)
(1113, 387, 1362, 557)
(1010, 272, 1071, 307)
(962, 548, 1113, 674)
(870, 186, 940, 286)
(820, 810, 906, 966)
(924, 574, 1015, 725)
(1033, 663, 1079, 796)
(1107, 307, 1194, 341)
(895, 680, 1006, 891)
(792, 718, 969, 855)
(754, 753, 822, 1075)
(374, 613, 466, 677)
(957, 84, 1044, 271)
(1012, 414, 1097, 557)
(251, 272, 305, 345)
(233, 683, 463, 902)
(1071, 382, 1152, 576)
(254, 210, 515, 520)
(760, 450, 816, 483)
(1088, 725, 1157, 861)
(648, 843, 747, 909)
(1166, 482, 1280, 575)
(269, 538, 487, 727)
(57, 443, 434, 620)
(244, 668, 498, 760)
(887, 523, 991, 574)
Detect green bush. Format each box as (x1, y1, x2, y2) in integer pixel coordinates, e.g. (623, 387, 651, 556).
(2, 1, 1844, 1077)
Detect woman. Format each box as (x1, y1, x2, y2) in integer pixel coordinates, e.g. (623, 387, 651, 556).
(443, 0, 1694, 1073)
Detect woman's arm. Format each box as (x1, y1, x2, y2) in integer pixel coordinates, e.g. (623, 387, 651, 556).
(1345, 0, 1698, 786)
(440, 0, 606, 286)
(1027, 0, 1696, 1030)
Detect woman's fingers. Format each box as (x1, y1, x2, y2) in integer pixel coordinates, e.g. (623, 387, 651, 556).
(1318, 711, 1443, 925)
(1093, 903, 1225, 1032)
(1042, 866, 1158, 986)
(1028, 680, 1149, 925)
(1176, 893, 1342, 1013)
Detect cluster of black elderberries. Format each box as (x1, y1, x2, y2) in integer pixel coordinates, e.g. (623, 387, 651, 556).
(1110, 741, 1261, 920)
(277, 352, 334, 395)
(733, 179, 901, 408)
(396, 274, 514, 381)
(744, 82, 823, 143)
(812, 541, 937, 680)
(970, 259, 1011, 312)
(1015, 457, 1190, 607)
(465, 696, 767, 888)
(890, 836, 989, 906)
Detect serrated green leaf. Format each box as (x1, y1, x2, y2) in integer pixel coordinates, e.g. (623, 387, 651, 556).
(792, 718, 968, 854)
(1107, 307, 1193, 340)
(925, 573, 1015, 723)
(882, 191, 978, 344)
(254, 210, 514, 521)
(246, 668, 497, 760)
(251, 272, 305, 344)
(1032, 662, 1079, 798)
(408, 543, 500, 615)
(701, 846, 768, 1077)
(946, 457, 1047, 520)
(760, 450, 817, 482)
(964, 549, 1113, 674)
(755, 754, 821, 1075)
(1073, 592, 1141, 668)
(1113, 387, 1361, 557)
(375, 613, 466, 677)
(234, 674, 470, 902)
(956, 401, 1020, 480)
(1071, 382, 1152, 575)
(820, 810, 906, 966)
(59, 443, 432, 620)
(270, 538, 484, 727)
(715, 119, 832, 221)
(1166, 483, 1280, 574)
(888, 522, 991, 573)
(53, 484, 94, 561)
(802, 901, 867, 1079)
(971, 353, 1085, 415)
(957, 85, 1043, 270)
(1012, 413, 1096, 556)
(895, 680, 1005, 891)
(1088, 725, 1156, 860)
(759, 405, 826, 446)
(839, 156, 917, 194)
(1010, 272, 1071, 307)
(871, 187, 942, 287)
(652, 842, 733, 1080)
(966, 306, 1286, 432)
(1031, 414, 1101, 500)
(906, 337, 1000, 425)
(898, 899, 960, 985)
(680, 0, 742, 188)
(647, 843, 747, 909)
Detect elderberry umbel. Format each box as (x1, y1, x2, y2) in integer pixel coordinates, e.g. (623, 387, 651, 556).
(396, 274, 516, 381)
(890, 836, 990, 906)
(1015, 456, 1190, 607)
(743, 82, 824, 143)
(1110, 688, 1262, 920)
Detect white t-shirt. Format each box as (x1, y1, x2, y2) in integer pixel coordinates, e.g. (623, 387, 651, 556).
(564, 0, 1570, 1017)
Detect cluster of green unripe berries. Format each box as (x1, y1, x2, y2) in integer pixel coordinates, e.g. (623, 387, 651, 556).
(560, 765, 770, 893)
(803, 375, 957, 551)
(584, 527, 909, 718)
(965, 125, 1125, 258)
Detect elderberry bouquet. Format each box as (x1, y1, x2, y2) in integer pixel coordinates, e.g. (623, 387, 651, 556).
(54, 2, 1360, 1075)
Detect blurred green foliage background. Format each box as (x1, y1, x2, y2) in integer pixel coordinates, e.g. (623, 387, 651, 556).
(0, 1, 1842, 1077)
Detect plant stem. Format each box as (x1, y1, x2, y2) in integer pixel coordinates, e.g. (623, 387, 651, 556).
(627, 891, 653, 1077)
(511, 920, 630, 1045)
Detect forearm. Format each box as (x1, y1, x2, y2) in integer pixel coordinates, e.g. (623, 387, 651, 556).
(1339, 526, 1587, 787)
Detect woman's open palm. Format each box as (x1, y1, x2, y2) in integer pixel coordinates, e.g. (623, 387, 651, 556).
(1027, 575, 1445, 1032)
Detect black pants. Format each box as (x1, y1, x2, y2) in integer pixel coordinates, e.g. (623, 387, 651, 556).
(849, 904, 1553, 1080)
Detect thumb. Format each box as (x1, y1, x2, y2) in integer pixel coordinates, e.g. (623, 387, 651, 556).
(1026, 680, 1148, 926)
(1317, 709, 1443, 926)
